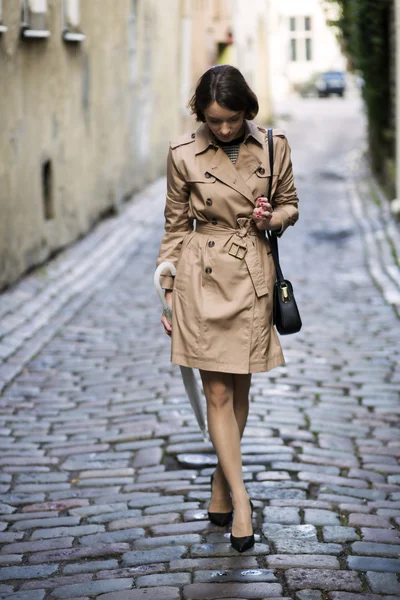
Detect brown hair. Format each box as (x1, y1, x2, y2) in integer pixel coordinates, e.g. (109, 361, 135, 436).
(188, 65, 259, 122)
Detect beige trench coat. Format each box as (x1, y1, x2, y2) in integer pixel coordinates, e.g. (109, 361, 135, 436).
(156, 120, 299, 374)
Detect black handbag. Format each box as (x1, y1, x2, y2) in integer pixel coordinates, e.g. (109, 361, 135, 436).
(266, 128, 302, 335)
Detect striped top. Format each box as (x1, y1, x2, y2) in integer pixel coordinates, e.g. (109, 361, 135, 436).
(217, 134, 245, 165)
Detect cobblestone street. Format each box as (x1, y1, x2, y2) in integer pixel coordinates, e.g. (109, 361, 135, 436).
(0, 93, 399, 599)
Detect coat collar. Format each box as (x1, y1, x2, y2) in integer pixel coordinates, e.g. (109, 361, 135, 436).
(194, 120, 265, 155)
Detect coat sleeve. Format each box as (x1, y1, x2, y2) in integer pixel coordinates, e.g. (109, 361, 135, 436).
(156, 146, 192, 290)
(272, 136, 299, 237)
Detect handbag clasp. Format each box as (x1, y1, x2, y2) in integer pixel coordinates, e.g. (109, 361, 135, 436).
(280, 282, 290, 303)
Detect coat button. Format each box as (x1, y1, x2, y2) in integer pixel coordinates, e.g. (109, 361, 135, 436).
(208, 241, 215, 247)
(205, 172, 212, 178)
(205, 267, 212, 274)
(191, 133, 195, 138)
(211, 218, 217, 225)
(206, 198, 212, 206)
(258, 167, 265, 175)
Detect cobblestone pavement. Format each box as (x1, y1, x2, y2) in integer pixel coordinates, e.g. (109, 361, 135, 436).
(0, 93, 399, 600)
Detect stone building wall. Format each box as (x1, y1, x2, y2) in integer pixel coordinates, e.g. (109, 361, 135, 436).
(0, 0, 181, 289)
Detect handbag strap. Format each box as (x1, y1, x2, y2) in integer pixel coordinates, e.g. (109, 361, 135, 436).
(266, 129, 284, 283)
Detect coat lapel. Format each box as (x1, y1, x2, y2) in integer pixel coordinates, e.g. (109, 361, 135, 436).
(205, 148, 256, 203)
(195, 121, 270, 206)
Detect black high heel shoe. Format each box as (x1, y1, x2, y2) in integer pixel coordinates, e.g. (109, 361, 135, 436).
(230, 500, 254, 553)
(207, 473, 233, 527)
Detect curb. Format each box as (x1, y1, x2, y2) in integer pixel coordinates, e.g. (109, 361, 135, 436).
(0, 178, 167, 394)
(347, 149, 400, 317)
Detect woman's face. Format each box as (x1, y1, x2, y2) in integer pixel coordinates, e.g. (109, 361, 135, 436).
(204, 101, 245, 143)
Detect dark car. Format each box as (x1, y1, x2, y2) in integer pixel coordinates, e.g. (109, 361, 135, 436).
(316, 71, 346, 98)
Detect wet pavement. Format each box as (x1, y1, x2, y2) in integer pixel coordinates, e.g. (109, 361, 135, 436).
(0, 91, 399, 599)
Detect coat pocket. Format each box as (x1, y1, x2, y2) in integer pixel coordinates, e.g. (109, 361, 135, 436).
(174, 232, 200, 292)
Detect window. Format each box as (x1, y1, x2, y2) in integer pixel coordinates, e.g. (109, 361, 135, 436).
(0, 1, 7, 33)
(305, 38, 312, 61)
(289, 14, 313, 62)
(290, 38, 297, 61)
(62, 0, 85, 42)
(42, 160, 54, 221)
(21, 0, 50, 39)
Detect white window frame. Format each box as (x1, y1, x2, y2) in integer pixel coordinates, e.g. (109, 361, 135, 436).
(0, 1, 8, 33)
(21, 0, 50, 39)
(62, 0, 85, 43)
(289, 15, 313, 63)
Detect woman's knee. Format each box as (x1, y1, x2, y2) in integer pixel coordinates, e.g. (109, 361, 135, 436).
(201, 372, 233, 410)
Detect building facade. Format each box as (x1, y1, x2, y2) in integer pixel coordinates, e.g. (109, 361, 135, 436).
(268, 0, 346, 106)
(0, 0, 182, 289)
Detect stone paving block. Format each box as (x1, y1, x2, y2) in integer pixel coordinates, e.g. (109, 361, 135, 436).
(123, 546, 187, 566)
(69, 503, 127, 517)
(88, 509, 142, 524)
(296, 592, 323, 600)
(322, 526, 359, 542)
(96, 564, 167, 580)
(351, 541, 400, 556)
(109, 512, 181, 531)
(263, 506, 301, 524)
(1, 537, 73, 555)
(189, 542, 270, 557)
(169, 557, 259, 571)
(136, 572, 191, 587)
(99, 588, 182, 600)
(298, 472, 368, 489)
(133, 534, 201, 547)
(263, 524, 342, 555)
(10, 516, 81, 530)
(267, 554, 340, 569)
(182, 583, 283, 599)
(347, 556, 400, 573)
(360, 528, 400, 543)
(366, 571, 400, 594)
(303, 509, 340, 525)
(285, 568, 362, 591)
(63, 559, 119, 574)
(0, 591, 45, 600)
(150, 521, 214, 535)
(0, 554, 23, 564)
(28, 543, 129, 564)
(22, 499, 89, 512)
(0, 586, 13, 594)
(0, 563, 58, 580)
(348, 513, 391, 528)
(19, 574, 93, 590)
(77, 528, 145, 546)
(51, 578, 133, 598)
(30, 524, 105, 539)
(192, 569, 277, 583)
(328, 594, 400, 600)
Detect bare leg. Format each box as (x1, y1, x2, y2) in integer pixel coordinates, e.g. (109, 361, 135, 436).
(201, 370, 252, 537)
(212, 373, 251, 510)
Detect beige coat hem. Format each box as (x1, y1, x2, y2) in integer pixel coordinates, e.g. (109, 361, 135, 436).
(171, 350, 285, 375)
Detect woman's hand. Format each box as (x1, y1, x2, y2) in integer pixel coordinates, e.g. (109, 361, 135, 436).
(161, 290, 173, 336)
(252, 197, 282, 231)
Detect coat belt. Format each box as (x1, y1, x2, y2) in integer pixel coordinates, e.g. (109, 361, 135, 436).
(195, 219, 269, 298)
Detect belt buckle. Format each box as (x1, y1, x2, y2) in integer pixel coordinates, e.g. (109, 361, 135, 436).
(228, 242, 247, 260)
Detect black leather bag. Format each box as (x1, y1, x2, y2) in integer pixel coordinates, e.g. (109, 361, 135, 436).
(266, 129, 302, 335)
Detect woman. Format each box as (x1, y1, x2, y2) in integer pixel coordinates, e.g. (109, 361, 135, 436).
(157, 65, 298, 552)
